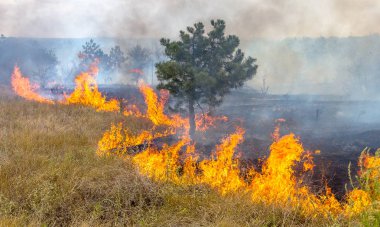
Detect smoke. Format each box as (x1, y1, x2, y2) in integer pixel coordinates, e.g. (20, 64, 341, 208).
(246, 36, 380, 98)
(1, 0, 380, 39)
(1, 0, 380, 97)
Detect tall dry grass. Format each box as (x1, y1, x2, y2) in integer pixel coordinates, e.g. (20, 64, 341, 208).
(0, 91, 362, 226)
(0, 94, 162, 226)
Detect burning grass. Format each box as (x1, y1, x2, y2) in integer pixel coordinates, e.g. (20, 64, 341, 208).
(11, 66, 54, 104)
(62, 63, 120, 112)
(3, 65, 380, 225)
(0, 94, 162, 226)
(95, 82, 379, 221)
(0, 93, 353, 226)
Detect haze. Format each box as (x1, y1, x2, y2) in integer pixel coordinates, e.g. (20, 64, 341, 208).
(1, 0, 380, 39)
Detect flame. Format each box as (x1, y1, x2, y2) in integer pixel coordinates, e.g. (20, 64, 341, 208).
(195, 114, 228, 132)
(8, 65, 378, 219)
(357, 150, 380, 202)
(302, 151, 315, 171)
(345, 189, 372, 216)
(343, 149, 379, 217)
(250, 134, 306, 205)
(133, 139, 186, 182)
(123, 103, 143, 117)
(271, 118, 286, 141)
(121, 82, 227, 139)
(248, 134, 344, 216)
(97, 124, 347, 217)
(137, 81, 173, 126)
(97, 122, 174, 157)
(11, 66, 54, 104)
(198, 127, 245, 194)
(97, 84, 379, 218)
(128, 127, 245, 191)
(359, 150, 380, 183)
(63, 64, 120, 112)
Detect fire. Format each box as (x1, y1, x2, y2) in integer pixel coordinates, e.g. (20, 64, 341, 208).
(359, 149, 380, 184)
(198, 127, 245, 194)
(123, 103, 143, 117)
(97, 122, 175, 157)
(248, 133, 344, 216)
(133, 139, 187, 182)
(97, 84, 379, 218)
(99, 123, 372, 217)
(9, 65, 379, 219)
(195, 114, 228, 132)
(11, 64, 120, 112)
(137, 82, 173, 126)
(11, 66, 54, 104)
(271, 118, 286, 141)
(249, 134, 307, 205)
(121, 82, 227, 137)
(128, 127, 245, 191)
(63, 64, 120, 112)
(345, 189, 372, 216)
(357, 149, 380, 201)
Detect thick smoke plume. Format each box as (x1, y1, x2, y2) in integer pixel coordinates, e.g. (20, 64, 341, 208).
(1, 0, 380, 97)
(1, 0, 380, 39)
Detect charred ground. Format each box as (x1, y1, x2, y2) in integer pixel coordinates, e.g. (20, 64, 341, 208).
(1, 88, 357, 226)
(49, 84, 380, 199)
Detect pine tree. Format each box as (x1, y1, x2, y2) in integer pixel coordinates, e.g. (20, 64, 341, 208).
(156, 19, 258, 139)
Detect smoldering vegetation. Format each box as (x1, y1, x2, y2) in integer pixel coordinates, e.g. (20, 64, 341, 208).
(218, 89, 380, 197)
(1, 33, 380, 225)
(1, 34, 380, 198)
(1, 86, 353, 226)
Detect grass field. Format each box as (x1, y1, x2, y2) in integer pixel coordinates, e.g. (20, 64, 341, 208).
(0, 90, 374, 226)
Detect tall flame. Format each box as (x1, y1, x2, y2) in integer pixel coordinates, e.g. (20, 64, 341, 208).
(8, 65, 378, 219)
(97, 85, 379, 218)
(137, 82, 173, 126)
(198, 127, 245, 194)
(11, 66, 54, 104)
(249, 133, 344, 216)
(63, 64, 120, 112)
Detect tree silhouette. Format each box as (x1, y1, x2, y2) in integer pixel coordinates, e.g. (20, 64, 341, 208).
(156, 19, 258, 138)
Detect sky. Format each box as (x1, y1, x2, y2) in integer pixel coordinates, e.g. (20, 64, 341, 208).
(1, 0, 379, 96)
(1, 0, 380, 39)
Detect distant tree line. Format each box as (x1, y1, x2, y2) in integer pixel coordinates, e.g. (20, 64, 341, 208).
(0, 36, 163, 86)
(78, 39, 159, 84)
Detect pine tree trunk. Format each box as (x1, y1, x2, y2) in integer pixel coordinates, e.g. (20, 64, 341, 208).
(188, 98, 196, 140)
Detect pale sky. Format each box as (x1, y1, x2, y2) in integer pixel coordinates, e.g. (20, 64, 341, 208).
(1, 0, 380, 39)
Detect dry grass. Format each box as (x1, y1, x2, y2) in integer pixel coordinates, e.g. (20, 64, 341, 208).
(0, 95, 161, 226)
(0, 92, 363, 226)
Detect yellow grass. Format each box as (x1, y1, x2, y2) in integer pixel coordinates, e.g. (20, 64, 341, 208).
(0, 90, 371, 226)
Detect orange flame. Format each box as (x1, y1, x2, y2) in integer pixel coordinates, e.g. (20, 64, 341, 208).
(123, 82, 228, 135)
(195, 114, 228, 131)
(345, 189, 372, 216)
(123, 103, 144, 117)
(11, 66, 54, 104)
(97, 84, 379, 218)
(9, 64, 376, 219)
(198, 127, 245, 194)
(248, 134, 344, 216)
(133, 139, 187, 182)
(357, 150, 380, 201)
(137, 81, 173, 126)
(63, 64, 120, 112)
